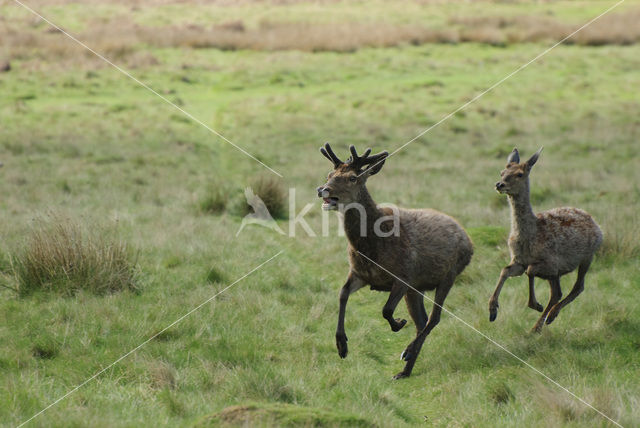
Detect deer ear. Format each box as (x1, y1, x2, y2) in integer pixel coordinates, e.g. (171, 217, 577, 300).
(363, 152, 388, 176)
(526, 147, 543, 169)
(506, 148, 520, 164)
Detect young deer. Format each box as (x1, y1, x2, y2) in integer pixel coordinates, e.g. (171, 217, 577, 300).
(489, 148, 603, 332)
(317, 144, 473, 379)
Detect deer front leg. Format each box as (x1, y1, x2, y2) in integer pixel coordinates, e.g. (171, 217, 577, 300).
(489, 263, 525, 322)
(527, 275, 543, 312)
(382, 281, 409, 332)
(336, 273, 365, 359)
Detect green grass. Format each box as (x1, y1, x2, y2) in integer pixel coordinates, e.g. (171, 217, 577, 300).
(10, 214, 138, 296)
(196, 402, 373, 427)
(1, 1, 639, 427)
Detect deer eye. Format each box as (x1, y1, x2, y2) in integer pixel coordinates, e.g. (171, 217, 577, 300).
(349, 176, 357, 182)
(516, 172, 523, 178)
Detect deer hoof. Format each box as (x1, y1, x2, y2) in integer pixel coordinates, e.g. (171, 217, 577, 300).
(545, 308, 559, 325)
(489, 301, 499, 322)
(393, 371, 410, 380)
(531, 323, 543, 334)
(529, 302, 544, 312)
(401, 344, 414, 361)
(336, 333, 348, 359)
(391, 318, 407, 332)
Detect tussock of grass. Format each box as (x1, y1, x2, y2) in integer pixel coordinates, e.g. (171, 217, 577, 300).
(198, 186, 229, 215)
(148, 361, 177, 390)
(535, 383, 589, 423)
(205, 266, 225, 284)
(158, 389, 186, 416)
(242, 174, 287, 220)
(11, 215, 138, 297)
(197, 402, 374, 427)
(487, 380, 515, 405)
(31, 342, 58, 360)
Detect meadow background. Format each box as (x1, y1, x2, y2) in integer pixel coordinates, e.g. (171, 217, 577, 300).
(1, 0, 639, 426)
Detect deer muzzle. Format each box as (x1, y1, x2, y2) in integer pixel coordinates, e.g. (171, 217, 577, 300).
(317, 186, 339, 210)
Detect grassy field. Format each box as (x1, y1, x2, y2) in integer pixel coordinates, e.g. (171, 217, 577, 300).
(1, 0, 639, 426)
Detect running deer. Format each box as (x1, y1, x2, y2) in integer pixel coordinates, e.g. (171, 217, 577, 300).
(317, 144, 473, 379)
(489, 148, 603, 332)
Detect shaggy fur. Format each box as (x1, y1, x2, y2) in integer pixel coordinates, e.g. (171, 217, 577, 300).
(317, 144, 473, 379)
(489, 148, 603, 332)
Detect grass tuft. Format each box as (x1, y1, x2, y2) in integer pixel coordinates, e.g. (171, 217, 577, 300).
(158, 389, 186, 416)
(205, 267, 225, 284)
(243, 174, 287, 220)
(31, 342, 58, 360)
(199, 185, 229, 215)
(11, 215, 138, 297)
(488, 381, 515, 405)
(197, 402, 374, 427)
(148, 361, 177, 390)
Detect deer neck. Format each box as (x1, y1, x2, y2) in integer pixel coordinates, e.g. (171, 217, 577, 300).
(507, 183, 537, 241)
(342, 186, 383, 248)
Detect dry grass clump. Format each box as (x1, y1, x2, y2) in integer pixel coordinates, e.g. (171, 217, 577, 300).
(11, 215, 138, 297)
(450, 10, 640, 46)
(450, 15, 569, 44)
(0, 15, 458, 67)
(571, 11, 640, 46)
(125, 19, 459, 52)
(460, 26, 506, 46)
(148, 360, 177, 390)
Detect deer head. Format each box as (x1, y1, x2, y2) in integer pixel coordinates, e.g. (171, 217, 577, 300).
(495, 147, 543, 196)
(316, 143, 388, 211)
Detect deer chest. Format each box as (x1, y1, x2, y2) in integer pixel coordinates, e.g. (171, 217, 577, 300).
(348, 250, 394, 291)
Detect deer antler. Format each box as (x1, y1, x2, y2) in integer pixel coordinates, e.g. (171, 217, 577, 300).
(348, 145, 388, 173)
(320, 143, 344, 168)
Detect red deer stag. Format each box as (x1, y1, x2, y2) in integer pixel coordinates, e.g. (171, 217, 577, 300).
(317, 144, 473, 379)
(489, 148, 603, 332)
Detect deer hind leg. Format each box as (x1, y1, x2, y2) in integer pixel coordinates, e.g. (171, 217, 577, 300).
(395, 278, 453, 380)
(489, 263, 525, 322)
(382, 281, 409, 332)
(404, 291, 428, 332)
(532, 276, 562, 333)
(545, 259, 591, 325)
(527, 274, 544, 312)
